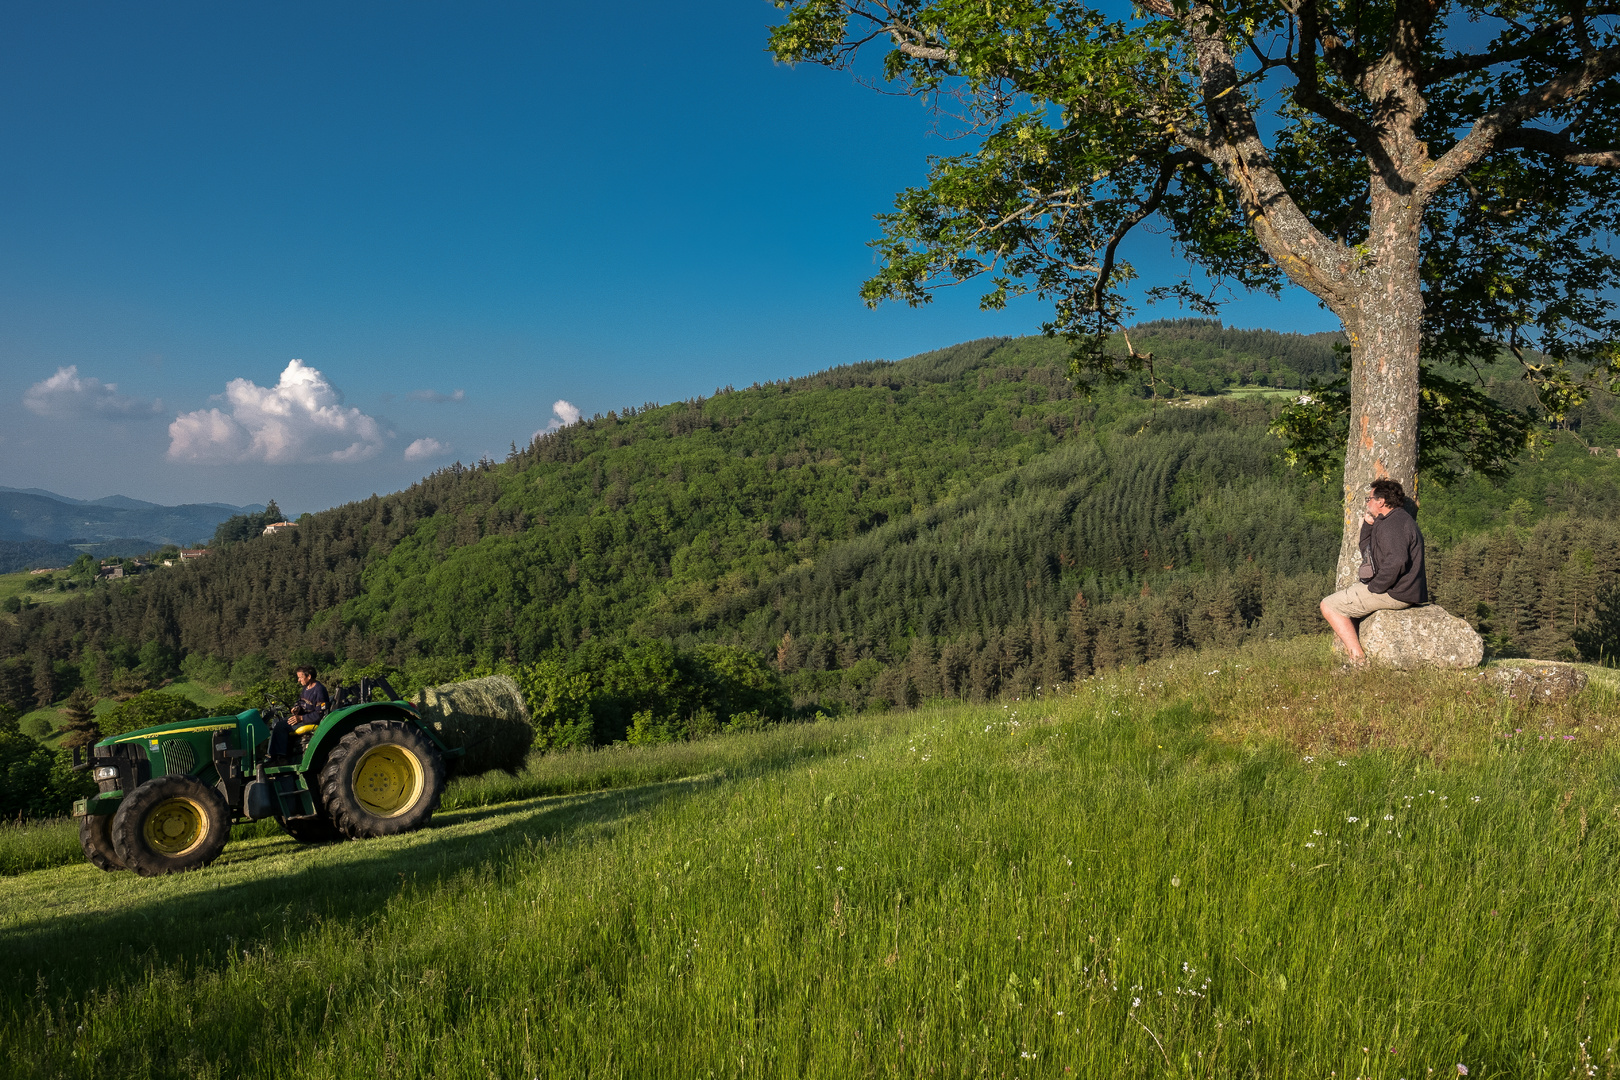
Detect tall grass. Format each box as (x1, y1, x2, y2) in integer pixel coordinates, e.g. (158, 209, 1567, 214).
(0, 816, 81, 876)
(4, 637, 1618, 1077)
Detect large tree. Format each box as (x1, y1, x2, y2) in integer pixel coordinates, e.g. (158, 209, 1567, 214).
(769, 0, 1620, 585)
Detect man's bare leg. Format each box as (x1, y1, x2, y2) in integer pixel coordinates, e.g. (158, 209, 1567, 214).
(1319, 601, 1366, 662)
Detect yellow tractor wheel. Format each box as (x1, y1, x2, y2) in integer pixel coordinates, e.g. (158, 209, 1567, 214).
(319, 720, 445, 839)
(110, 776, 231, 876)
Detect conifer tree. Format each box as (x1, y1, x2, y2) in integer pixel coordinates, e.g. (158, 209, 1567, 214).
(58, 688, 100, 750)
(1573, 580, 1620, 666)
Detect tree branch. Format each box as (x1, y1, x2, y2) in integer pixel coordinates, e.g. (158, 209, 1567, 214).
(1290, 0, 1380, 149)
(1184, 2, 1357, 306)
(1296, 0, 1365, 89)
(1420, 43, 1620, 198)
(1420, 15, 1582, 85)
(890, 25, 957, 62)
(1497, 126, 1620, 168)
(1092, 151, 1201, 310)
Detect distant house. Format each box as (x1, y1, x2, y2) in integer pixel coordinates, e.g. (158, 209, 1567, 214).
(263, 521, 298, 536)
(97, 565, 124, 579)
(179, 549, 208, 561)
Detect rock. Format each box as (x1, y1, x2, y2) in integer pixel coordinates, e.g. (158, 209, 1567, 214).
(1484, 661, 1589, 704)
(1357, 605, 1484, 669)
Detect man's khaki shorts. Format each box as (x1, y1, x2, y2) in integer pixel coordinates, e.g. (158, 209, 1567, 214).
(1321, 583, 1412, 619)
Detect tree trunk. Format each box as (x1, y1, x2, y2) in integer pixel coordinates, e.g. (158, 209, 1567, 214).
(1332, 195, 1423, 589)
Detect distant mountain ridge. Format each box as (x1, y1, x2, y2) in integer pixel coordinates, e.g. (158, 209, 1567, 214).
(0, 488, 265, 572)
(0, 487, 256, 514)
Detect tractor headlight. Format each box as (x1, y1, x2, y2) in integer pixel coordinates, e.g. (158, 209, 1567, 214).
(93, 766, 119, 781)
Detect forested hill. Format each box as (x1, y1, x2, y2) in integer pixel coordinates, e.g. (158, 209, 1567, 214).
(5, 321, 1620, 715)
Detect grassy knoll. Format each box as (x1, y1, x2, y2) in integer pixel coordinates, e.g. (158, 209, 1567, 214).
(4, 637, 1619, 1078)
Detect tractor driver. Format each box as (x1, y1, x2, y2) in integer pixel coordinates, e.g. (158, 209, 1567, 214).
(268, 665, 331, 760)
(291, 665, 330, 727)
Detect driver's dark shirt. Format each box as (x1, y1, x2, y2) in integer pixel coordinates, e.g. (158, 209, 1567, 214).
(294, 681, 329, 723)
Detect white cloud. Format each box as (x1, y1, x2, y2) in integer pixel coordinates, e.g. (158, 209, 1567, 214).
(167, 360, 386, 464)
(533, 399, 582, 440)
(404, 437, 451, 461)
(23, 366, 160, 419)
(408, 389, 465, 403)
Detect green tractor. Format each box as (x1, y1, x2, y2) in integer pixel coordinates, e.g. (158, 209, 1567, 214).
(71, 676, 456, 876)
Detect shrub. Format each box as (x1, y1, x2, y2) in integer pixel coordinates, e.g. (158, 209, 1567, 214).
(100, 691, 205, 739)
(137, 641, 180, 683)
(509, 641, 790, 749)
(228, 653, 274, 690)
(625, 710, 677, 746)
(0, 706, 92, 820)
(180, 653, 230, 688)
(214, 677, 300, 716)
(109, 667, 151, 699)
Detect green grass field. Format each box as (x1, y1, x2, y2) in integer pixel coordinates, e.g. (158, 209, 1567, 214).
(0, 569, 76, 611)
(4, 637, 1618, 1078)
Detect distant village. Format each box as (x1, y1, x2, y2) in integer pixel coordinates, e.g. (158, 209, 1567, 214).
(24, 519, 298, 580)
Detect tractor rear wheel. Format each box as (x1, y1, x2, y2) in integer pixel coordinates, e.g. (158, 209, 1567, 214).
(110, 776, 232, 876)
(79, 813, 125, 871)
(319, 720, 445, 839)
(279, 816, 343, 843)
(278, 800, 343, 844)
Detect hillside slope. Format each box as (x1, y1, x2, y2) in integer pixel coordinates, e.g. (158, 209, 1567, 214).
(4, 322, 1620, 717)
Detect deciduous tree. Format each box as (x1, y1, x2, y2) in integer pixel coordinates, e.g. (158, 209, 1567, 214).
(769, 0, 1620, 583)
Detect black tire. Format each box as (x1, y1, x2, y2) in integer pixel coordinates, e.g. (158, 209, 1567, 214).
(277, 798, 344, 844)
(319, 720, 445, 840)
(78, 814, 126, 872)
(273, 764, 343, 844)
(110, 776, 232, 877)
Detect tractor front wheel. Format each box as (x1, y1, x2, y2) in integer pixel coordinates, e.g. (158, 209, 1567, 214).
(110, 776, 232, 876)
(79, 813, 125, 871)
(319, 720, 445, 839)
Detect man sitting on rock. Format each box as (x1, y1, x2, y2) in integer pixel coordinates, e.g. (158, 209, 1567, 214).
(1319, 478, 1429, 666)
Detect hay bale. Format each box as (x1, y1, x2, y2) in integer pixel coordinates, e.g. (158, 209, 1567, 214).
(411, 675, 533, 775)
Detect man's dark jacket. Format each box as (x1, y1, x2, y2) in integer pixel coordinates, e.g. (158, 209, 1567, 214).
(1359, 504, 1427, 604)
(294, 681, 330, 723)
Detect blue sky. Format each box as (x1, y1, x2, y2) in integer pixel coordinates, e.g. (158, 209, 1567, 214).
(0, 1, 1336, 515)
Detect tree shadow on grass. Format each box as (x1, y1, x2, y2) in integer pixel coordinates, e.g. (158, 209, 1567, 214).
(2, 774, 714, 1008)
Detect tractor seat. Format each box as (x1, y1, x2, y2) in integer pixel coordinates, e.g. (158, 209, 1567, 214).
(294, 724, 318, 736)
